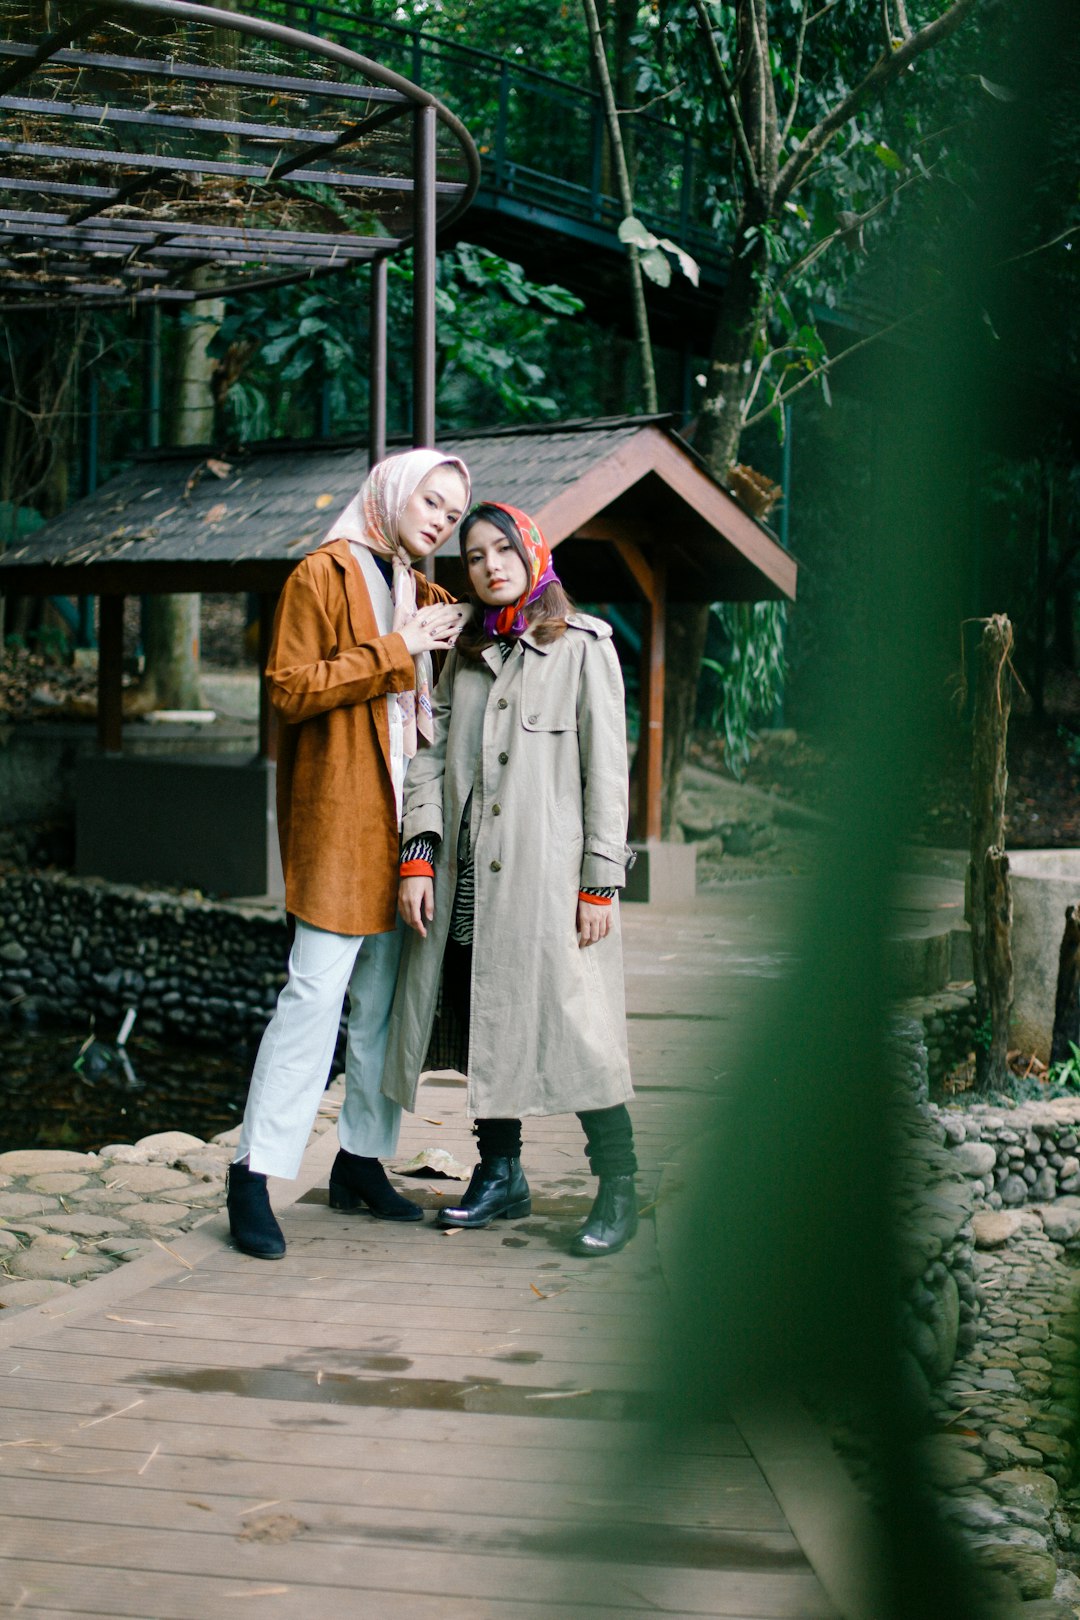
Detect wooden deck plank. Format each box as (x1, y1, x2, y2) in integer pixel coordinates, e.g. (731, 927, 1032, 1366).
(0, 1523, 833, 1616)
(0, 1562, 780, 1620)
(1, 1476, 795, 1540)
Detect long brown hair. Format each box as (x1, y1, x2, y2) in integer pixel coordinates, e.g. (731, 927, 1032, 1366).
(455, 504, 574, 661)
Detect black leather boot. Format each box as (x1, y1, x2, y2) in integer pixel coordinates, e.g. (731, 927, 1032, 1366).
(436, 1156, 531, 1229)
(226, 1161, 286, 1260)
(329, 1150, 423, 1222)
(570, 1174, 638, 1257)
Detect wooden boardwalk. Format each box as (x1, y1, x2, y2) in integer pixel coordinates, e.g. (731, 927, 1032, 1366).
(0, 886, 848, 1619)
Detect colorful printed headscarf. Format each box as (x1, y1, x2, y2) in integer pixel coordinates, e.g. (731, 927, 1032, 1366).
(322, 448, 470, 754)
(476, 503, 559, 638)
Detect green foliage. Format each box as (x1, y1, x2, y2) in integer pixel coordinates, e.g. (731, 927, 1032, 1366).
(703, 600, 787, 779)
(1047, 1042, 1080, 1092)
(212, 242, 586, 441)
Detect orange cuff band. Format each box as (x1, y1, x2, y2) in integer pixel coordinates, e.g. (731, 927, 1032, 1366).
(400, 860, 435, 879)
(578, 891, 612, 907)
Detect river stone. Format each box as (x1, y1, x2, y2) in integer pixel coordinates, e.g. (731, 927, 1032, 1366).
(159, 1184, 221, 1204)
(954, 1141, 997, 1177)
(0, 1229, 19, 1252)
(921, 1434, 988, 1487)
(176, 1152, 229, 1180)
(134, 1131, 206, 1161)
(1000, 1174, 1031, 1207)
(10, 1233, 115, 1282)
(1036, 1204, 1080, 1243)
(0, 1193, 60, 1218)
(67, 1186, 142, 1208)
(0, 1150, 104, 1175)
(34, 1213, 131, 1237)
(102, 1165, 191, 1194)
(94, 1236, 159, 1261)
(0, 1278, 75, 1309)
(25, 1173, 90, 1195)
(211, 1125, 243, 1148)
(922, 1268, 961, 1383)
(121, 1201, 189, 1226)
(973, 1211, 1029, 1249)
(974, 1543, 1057, 1599)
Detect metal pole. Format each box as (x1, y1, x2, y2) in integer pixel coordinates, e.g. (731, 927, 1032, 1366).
(412, 103, 436, 451)
(144, 303, 161, 450)
(369, 255, 388, 468)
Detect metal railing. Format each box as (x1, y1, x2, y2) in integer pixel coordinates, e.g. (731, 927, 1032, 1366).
(256, 1, 721, 270)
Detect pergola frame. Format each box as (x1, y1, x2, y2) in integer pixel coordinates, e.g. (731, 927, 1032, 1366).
(0, 0, 479, 309)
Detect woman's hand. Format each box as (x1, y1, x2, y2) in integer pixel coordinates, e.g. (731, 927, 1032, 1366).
(399, 875, 435, 937)
(577, 899, 612, 948)
(399, 604, 469, 658)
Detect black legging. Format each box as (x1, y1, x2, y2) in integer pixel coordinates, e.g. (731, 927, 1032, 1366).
(475, 1107, 637, 1178)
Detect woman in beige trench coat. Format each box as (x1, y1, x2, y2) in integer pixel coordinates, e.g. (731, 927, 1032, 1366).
(382, 502, 640, 1257)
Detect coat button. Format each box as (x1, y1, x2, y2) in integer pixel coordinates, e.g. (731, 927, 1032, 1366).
(497, 698, 508, 709)
(490, 859, 502, 872)
(527, 712, 538, 723)
(492, 804, 501, 816)
(498, 751, 509, 765)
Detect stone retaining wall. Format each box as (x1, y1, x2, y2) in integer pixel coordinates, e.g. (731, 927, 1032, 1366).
(903, 981, 978, 1087)
(0, 871, 288, 1051)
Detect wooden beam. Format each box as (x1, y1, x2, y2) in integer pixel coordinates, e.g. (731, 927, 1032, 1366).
(258, 590, 280, 763)
(97, 595, 124, 754)
(611, 537, 655, 602)
(643, 556, 666, 843)
(574, 515, 654, 547)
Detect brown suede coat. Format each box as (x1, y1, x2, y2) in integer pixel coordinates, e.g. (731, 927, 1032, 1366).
(266, 538, 452, 937)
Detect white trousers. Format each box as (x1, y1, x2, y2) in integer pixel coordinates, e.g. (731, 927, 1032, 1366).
(236, 919, 405, 1180)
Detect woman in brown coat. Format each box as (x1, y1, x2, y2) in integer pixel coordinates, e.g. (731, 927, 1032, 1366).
(226, 449, 470, 1260)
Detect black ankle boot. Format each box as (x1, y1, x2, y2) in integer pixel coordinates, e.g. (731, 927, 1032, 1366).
(570, 1174, 638, 1257)
(436, 1156, 531, 1229)
(226, 1162, 286, 1260)
(328, 1150, 423, 1222)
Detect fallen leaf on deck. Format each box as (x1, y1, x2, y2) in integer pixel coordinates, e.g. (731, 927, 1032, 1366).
(78, 1399, 144, 1428)
(207, 459, 233, 478)
(138, 1442, 161, 1475)
(204, 503, 227, 523)
(524, 1388, 593, 1401)
(238, 1499, 282, 1517)
(239, 1513, 308, 1544)
(315, 493, 334, 508)
(228, 1587, 290, 1599)
(186, 1499, 213, 1511)
(396, 1147, 469, 1180)
(105, 1315, 175, 1328)
(422, 1118, 443, 1126)
(151, 1239, 193, 1270)
(529, 1283, 546, 1298)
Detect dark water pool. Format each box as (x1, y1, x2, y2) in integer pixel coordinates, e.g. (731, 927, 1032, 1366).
(0, 1021, 250, 1154)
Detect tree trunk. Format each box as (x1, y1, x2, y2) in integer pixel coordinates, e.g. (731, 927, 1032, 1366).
(1050, 904, 1080, 1067)
(968, 614, 1014, 1091)
(981, 846, 1013, 1091)
(139, 282, 223, 710)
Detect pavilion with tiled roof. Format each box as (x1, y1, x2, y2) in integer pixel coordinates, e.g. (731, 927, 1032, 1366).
(0, 415, 796, 893)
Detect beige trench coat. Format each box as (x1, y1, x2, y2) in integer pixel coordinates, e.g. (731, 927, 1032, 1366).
(381, 614, 635, 1120)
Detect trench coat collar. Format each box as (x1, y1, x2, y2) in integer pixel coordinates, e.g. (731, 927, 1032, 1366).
(478, 611, 613, 670)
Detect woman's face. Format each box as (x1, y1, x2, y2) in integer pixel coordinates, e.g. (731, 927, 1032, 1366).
(464, 519, 530, 606)
(397, 466, 468, 559)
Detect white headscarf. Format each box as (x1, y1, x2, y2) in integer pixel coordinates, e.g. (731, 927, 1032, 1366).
(322, 448, 470, 754)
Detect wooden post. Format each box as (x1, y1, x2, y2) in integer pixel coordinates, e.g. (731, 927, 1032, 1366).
(645, 558, 666, 842)
(1050, 905, 1080, 1067)
(969, 614, 1014, 1090)
(613, 538, 664, 843)
(258, 590, 279, 763)
(97, 595, 124, 754)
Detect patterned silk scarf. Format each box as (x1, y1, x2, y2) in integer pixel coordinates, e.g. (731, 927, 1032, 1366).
(323, 449, 470, 754)
(479, 503, 559, 638)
